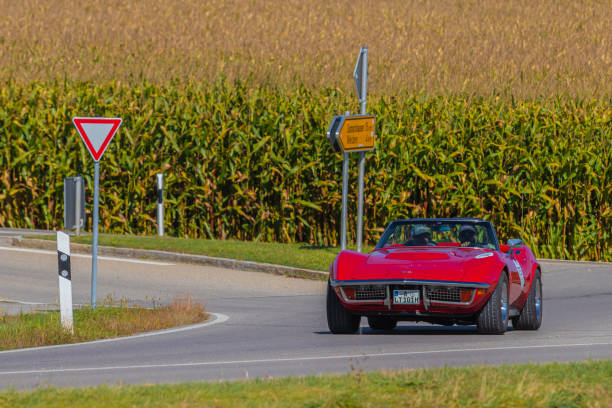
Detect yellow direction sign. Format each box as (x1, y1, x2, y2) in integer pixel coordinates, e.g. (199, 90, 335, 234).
(326, 114, 376, 153)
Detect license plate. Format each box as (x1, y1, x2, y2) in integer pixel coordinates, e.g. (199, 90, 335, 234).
(393, 289, 420, 305)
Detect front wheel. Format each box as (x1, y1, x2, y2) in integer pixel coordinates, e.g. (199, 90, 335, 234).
(477, 272, 509, 334)
(326, 282, 360, 334)
(512, 271, 542, 330)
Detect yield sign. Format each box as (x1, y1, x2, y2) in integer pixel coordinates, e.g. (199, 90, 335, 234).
(72, 117, 122, 161)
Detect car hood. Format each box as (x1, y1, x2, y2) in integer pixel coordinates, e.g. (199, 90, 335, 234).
(337, 247, 495, 282)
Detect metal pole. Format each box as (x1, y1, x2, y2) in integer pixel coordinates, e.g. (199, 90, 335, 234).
(341, 152, 349, 250)
(356, 152, 365, 252)
(356, 47, 368, 252)
(75, 177, 81, 236)
(91, 161, 99, 309)
(157, 173, 164, 236)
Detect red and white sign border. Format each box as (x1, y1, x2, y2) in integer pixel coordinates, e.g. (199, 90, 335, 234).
(72, 117, 122, 162)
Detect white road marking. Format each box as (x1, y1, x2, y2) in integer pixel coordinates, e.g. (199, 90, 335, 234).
(0, 313, 229, 355)
(0, 299, 48, 305)
(0, 246, 173, 266)
(0, 341, 609, 376)
(0, 298, 94, 308)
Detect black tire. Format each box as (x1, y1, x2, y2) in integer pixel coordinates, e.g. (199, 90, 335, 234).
(512, 271, 542, 330)
(326, 282, 360, 334)
(367, 316, 397, 331)
(477, 272, 509, 334)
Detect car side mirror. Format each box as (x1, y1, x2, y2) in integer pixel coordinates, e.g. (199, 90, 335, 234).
(499, 244, 510, 253)
(507, 239, 523, 248)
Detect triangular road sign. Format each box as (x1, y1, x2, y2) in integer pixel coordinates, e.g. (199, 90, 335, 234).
(72, 117, 122, 162)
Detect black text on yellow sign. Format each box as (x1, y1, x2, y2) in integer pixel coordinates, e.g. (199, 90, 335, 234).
(337, 115, 376, 152)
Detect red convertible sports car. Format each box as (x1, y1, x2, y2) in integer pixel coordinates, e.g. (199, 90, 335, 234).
(327, 218, 542, 334)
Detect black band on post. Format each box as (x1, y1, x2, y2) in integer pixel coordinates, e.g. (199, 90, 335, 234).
(57, 250, 72, 281)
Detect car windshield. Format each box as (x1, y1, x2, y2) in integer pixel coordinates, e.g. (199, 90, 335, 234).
(376, 220, 499, 250)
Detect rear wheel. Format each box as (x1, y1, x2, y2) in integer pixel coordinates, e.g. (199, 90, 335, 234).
(327, 282, 360, 334)
(477, 272, 509, 334)
(367, 316, 397, 331)
(512, 271, 542, 330)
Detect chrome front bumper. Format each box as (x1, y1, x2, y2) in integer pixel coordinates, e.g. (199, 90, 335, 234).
(331, 279, 490, 311)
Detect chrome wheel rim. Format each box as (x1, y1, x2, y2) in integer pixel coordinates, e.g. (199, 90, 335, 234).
(535, 278, 542, 320)
(501, 280, 508, 324)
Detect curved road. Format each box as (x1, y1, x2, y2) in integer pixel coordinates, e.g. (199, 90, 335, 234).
(0, 246, 610, 389)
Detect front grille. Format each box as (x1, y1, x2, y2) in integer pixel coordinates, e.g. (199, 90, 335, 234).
(426, 286, 462, 303)
(355, 285, 386, 301)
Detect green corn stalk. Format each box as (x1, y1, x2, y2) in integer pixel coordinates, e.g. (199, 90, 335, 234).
(0, 81, 610, 261)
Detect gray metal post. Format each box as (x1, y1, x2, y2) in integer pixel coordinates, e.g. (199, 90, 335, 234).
(356, 46, 368, 252)
(156, 173, 164, 236)
(91, 161, 99, 309)
(356, 152, 365, 252)
(75, 177, 81, 236)
(341, 152, 349, 250)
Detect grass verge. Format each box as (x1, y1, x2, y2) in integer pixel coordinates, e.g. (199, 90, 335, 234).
(0, 298, 207, 351)
(0, 360, 610, 407)
(29, 234, 365, 272)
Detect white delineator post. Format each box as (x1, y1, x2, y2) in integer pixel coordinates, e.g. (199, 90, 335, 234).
(156, 173, 164, 236)
(57, 231, 74, 333)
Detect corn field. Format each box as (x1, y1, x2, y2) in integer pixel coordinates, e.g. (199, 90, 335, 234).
(0, 81, 610, 261)
(2, 0, 610, 98)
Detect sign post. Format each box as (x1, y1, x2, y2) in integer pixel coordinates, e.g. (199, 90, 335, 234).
(341, 151, 349, 250)
(327, 47, 374, 252)
(354, 46, 368, 252)
(72, 117, 122, 308)
(327, 113, 376, 249)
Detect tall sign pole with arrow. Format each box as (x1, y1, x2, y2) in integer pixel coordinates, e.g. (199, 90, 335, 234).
(326, 46, 375, 252)
(354, 46, 368, 252)
(73, 117, 122, 308)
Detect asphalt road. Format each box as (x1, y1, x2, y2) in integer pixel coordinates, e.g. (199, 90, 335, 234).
(0, 246, 610, 389)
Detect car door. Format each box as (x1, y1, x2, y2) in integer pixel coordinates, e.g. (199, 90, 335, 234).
(500, 248, 523, 306)
(511, 246, 533, 300)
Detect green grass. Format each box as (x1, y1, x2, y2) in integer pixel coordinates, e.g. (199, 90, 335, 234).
(0, 298, 207, 351)
(0, 360, 610, 407)
(30, 234, 371, 272)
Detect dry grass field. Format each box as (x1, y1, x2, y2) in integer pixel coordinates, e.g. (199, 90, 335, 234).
(1, 0, 610, 97)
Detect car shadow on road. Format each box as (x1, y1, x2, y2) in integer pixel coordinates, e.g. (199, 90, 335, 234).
(316, 325, 516, 335)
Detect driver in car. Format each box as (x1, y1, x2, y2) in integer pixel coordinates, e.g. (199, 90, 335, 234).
(459, 225, 477, 247)
(407, 225, 436, 246)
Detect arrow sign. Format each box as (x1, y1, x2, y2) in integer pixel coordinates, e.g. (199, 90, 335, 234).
(353, 46, 368, 104)
(73, 117, 122, 162)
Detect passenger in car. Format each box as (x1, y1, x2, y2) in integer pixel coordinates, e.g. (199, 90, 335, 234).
(459, 225, 477, 247)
